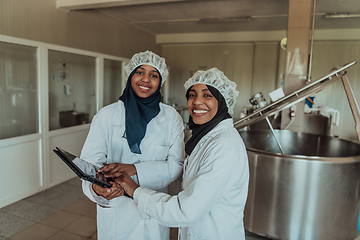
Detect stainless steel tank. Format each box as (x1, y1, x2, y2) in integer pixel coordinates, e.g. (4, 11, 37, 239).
(239, 130, 360, 240)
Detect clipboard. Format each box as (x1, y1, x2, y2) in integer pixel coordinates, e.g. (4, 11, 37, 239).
(53, 147, 112, 188)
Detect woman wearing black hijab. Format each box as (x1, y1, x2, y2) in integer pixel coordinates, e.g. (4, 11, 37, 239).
(78, 51, 185, 240)
(116, 68, 250, 240)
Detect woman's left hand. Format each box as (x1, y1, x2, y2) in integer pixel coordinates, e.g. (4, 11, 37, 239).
(98, 163, 137, 178)
(115, 174, 140, 197)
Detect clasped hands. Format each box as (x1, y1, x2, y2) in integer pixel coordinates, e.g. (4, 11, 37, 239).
(92, 163, 139, 200)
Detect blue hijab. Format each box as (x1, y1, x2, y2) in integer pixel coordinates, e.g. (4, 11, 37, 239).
(119, 66, 162, 154)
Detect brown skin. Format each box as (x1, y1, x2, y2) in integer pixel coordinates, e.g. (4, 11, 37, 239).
(98, 163, 137, 178)
(131, 65, 160, 99)
(92, 172, 125, 200)
(187, 84, 218, 125)
(92, 164, 137, 198)
(114, 173, 140, 197)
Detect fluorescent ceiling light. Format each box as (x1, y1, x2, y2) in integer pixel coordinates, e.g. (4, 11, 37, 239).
(199, 17, 251, 23)
(325, 12, 360, 18)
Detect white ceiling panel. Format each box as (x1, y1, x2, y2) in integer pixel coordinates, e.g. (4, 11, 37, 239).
(58, 0, 360, 34)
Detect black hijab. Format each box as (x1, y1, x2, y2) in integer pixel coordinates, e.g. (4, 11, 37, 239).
(185, 85, 231, 155)
(119, 66, 162, 154)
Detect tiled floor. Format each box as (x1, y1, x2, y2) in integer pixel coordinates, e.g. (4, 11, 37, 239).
(0, 178, 96, 240)
(1, 178, 358, 240)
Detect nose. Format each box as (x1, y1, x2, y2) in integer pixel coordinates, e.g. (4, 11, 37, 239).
(192, 96, 203, 105)
(141, 74, 150, 82)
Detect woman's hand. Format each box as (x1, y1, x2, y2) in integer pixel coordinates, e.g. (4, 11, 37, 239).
(115, 174, 140, 197)
(98, 163, 137, 178)
(92, 179, 124, 200)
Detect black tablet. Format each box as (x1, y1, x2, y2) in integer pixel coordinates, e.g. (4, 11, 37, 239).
(53, 147, 112, 188)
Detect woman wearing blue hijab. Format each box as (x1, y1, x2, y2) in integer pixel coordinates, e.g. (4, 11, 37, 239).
(78, 51, 185, 240)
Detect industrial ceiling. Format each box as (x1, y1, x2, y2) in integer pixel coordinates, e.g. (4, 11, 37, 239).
(57, 0, 360, 35)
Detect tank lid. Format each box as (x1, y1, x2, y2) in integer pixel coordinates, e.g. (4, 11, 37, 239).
(234, 61, 357, 130)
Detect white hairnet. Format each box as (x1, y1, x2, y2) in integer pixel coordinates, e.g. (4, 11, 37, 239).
(184, 68, 239, 114)
(125, 50, 169, 86)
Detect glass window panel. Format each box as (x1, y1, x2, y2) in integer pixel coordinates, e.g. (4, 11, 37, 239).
(0, 41, 39, 139)
(103, 59, 123, 106)
(48, 50, 96, 130)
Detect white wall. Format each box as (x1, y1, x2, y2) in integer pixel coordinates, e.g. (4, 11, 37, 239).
(0, 136, 42, 207)
(161, 42, 284, 121)
(48, 129, 90, 184)
(311, 41, 360, 142)
(0, 0, 160, 59)
(162, 43, 256, 121)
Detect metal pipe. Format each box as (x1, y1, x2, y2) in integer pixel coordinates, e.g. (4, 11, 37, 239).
(307, 0, 317, 83)
(265, 117, 285, 154)
(341, 75, 360, 141)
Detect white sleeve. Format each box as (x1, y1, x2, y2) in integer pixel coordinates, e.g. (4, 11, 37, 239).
(82, 180, 110, 207)
(134, 138, 247, 227)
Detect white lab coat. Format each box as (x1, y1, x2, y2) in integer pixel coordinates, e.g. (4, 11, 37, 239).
(134, 119, 249, 240)
(78, 100, 185, 240)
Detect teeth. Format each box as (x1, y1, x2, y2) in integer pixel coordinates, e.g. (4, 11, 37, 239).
(139, 86, 150, 90)
(193, 110, 208, 114)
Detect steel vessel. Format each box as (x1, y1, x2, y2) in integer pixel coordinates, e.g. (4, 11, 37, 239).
(240, 130, 360, 240)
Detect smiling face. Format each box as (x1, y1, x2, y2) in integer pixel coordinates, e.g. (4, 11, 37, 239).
(131, 65, 160, 98)
(187, 84, 218, 125)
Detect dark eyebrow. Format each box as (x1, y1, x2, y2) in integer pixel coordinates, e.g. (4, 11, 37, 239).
(138, 67, 159, 74)
(189, 88, 210, 92)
